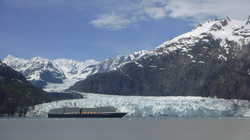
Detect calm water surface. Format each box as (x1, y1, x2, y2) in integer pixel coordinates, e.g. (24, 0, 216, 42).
(1, 118, 250, 140)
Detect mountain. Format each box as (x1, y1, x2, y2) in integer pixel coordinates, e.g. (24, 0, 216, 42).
(0, 61, 49, 116)
(70, 17, 250, 100)
(2, 56, 97, 90)
(3, 52, 146, 91)
(3, 56, 66, 88)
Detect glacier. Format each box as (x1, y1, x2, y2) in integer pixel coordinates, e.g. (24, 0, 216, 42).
(43, 79, 80, 92)
(27, 92, 250, 118)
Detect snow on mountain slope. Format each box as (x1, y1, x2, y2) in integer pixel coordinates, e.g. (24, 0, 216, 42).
(70, 16, 250, 97)
(86, 17, 250, 72)
(3, 55, 65, 82)
(111, 17, 250, 64)
(2, 52, 147, 91)
(93, 17, 250, 75)
(2, 55, 98, 91)
(52, 59, 98, 80)
(155, 17, 250, 56)
(26, 92, 250, 118)
(92, 50, 149, 73)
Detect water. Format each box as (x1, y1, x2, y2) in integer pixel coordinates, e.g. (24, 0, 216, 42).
(1, 118, 250, 140)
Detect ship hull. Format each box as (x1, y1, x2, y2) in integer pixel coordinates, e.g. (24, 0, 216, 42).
(48, 112, 127, 118)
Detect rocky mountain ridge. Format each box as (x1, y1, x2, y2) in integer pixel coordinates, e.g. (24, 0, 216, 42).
(3, 50, 148, 91)
(4, 16, 250, 100)
(69, 17, 250, 100)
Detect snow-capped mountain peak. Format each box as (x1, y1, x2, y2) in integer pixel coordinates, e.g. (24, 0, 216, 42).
(52, 58, 99, 79)
(69, 17, 250, 97)
(3, 54, 142, 91)
(31, 56, 48, 62)
(2, 55, 100, 90)
(156, 16, 250, 56)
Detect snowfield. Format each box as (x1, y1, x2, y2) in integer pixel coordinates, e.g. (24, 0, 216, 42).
(27, 92, 250, 118)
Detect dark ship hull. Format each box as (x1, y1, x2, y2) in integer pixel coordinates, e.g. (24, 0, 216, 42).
(48, 112, 127, 118)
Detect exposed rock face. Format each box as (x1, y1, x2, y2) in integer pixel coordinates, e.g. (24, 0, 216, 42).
(70, 17, 250, 100)
(0, 61, 49, 116)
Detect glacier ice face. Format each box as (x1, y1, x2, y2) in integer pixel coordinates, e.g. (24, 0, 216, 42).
(27, 92, 250, 118)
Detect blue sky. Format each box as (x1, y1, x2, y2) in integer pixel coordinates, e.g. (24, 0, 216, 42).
(1, 0, 249, 61)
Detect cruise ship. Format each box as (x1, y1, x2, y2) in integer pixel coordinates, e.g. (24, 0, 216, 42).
(48, 107, 127, 118)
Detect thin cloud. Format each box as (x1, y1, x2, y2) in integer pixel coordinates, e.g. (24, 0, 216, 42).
(167, 0, 250, 20)
(90, 15, 131, 30)
(144, 7, 167, 19)
(90, 0, 250, 30)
